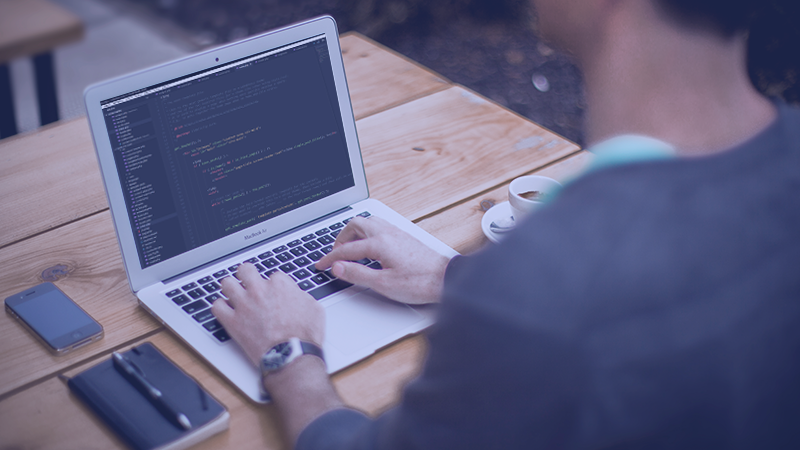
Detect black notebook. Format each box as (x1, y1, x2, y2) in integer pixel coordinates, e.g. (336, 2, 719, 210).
(67, 342, 229, 450)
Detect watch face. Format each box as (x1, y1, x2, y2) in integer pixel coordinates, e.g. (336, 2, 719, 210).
(262, 342, 293, 371)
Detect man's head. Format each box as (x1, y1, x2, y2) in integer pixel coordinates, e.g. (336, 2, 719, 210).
(530, 0, 761, 58)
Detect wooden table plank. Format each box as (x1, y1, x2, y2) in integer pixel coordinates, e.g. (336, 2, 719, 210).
(0, 118, 106, 249)
(340, 33, 450, 120)
(0, 330, 427, 450)
(0, 0, 83, 64)
(417, 151, 593, 255)
(0, 33, 452, 249)
(0, 211, 161, 399)
(358, 86, 580, 220)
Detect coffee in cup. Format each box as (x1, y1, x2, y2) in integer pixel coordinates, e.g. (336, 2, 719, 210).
(508, 175, 562, 221)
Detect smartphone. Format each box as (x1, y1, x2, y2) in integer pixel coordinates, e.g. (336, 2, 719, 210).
(5, 282, 103, 355)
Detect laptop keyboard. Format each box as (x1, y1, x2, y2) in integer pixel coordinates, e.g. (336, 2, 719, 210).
(163, 211, 380, 343)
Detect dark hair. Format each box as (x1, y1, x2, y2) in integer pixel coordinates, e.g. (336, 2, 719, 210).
(657, 0, 799, 104)
(655, 0, 760, 37)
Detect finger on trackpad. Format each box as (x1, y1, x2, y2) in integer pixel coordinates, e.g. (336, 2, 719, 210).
(325, 290, 424, 355)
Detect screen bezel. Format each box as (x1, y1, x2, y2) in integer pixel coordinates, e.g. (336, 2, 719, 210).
(84, 16, 369, 293)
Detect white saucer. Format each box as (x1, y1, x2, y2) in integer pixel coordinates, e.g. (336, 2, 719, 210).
(481, 201, 515, 244)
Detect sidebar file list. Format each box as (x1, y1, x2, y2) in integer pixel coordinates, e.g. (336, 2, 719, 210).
(105, 102, 184, 268)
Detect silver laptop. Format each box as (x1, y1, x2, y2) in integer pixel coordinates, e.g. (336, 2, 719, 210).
(84, 16, 457, 403)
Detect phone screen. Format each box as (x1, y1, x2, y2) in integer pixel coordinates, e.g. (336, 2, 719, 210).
(12, 290, 97, 341)
(6, 283, 102, 352)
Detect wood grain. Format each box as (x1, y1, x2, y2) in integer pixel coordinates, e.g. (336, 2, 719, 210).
(0, 330, 428, 450)
(0, 211, 161, 399)
(358, 86, 581, 221)
(340, 33, 451, 120)
(417, 151, 592, 255)
(0, 0, 84, 64)
(0, 118, 106, 249)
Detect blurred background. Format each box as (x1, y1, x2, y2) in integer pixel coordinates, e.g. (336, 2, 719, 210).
(5, 0, 798, 147)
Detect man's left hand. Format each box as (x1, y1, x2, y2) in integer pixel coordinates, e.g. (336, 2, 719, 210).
(211, 263, 325, 366)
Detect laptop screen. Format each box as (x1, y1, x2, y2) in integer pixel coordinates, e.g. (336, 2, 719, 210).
(99, 35, 355, 269)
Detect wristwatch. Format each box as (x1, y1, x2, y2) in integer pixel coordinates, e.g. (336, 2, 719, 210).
(260, 337, 325, 377)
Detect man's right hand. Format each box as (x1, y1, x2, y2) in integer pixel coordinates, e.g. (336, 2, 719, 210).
(315, 216, 451, 305)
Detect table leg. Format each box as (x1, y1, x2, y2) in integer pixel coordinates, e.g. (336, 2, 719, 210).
(34, 52, 60, 126)
(0, 63, 18, 138)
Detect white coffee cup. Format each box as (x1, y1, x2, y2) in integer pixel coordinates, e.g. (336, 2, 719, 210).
(508, 175, 562, 221)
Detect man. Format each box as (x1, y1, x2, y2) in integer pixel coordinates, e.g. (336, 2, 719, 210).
(212, 0, 800, 448)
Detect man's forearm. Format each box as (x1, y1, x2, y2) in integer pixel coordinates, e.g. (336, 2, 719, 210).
(263, 355, 345, 444)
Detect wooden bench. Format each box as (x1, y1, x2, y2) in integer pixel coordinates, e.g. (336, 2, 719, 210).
(0, 0, 84, 137)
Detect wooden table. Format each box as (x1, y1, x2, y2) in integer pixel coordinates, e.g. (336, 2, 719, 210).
(0, 32, 587, 449)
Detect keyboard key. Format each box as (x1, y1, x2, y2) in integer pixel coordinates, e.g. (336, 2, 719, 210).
(193, 309, 214, 322)
(279, 263, 297, 273)
(342, 217, 354, 224)
(276, 252, 293, 263)
(228, 263, 240, 273)
(358, 211, 371, 218)
(304, 241, 322, 251)
(171, 294, 190, 305)
(318, 235, 335, 245)
(263, 258, 280, 268)
(203, 282, 221, 293)
(265, 268, 279, 277)
(324, 269, 335, 279)
(182, 300, 208, 314)
(309, 279, 353, 300)
(205, 293, 223, 303)
(166, 289, 181, 297)
(213, 329, 231, 342)
(315, 228, 330, 236)
(294, 256, 312, 267)
(181, 282, 197, 291)
(321, 245, 333, 255)
(298, 280, 315, 291)
(331, 230, 341, 238)
(308, 251, 324, 261)
(203, 319, 223, 332)
(367, 261, 383, 270)
(311, 273, 330, 285)
(197, 275, 214, 284)
(244, 257, 258, 264)
(290, 246, 308, 257)
(292, 268, 312, 280)
(288, 239, 303, 247)
(187, 288, 205, 299)
(258, 251, 274, 260)
(355, 258, 371, 265)
(301, 234, 317, 242)
(308, 264, 324, 274)
(272, 245, 288, 253)
(329, 222, 344, 230)
(255, 263, 265, 272)
(213, 270, 229, 278)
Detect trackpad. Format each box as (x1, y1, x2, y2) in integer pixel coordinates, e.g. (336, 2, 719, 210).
(325, 290, 424, 355)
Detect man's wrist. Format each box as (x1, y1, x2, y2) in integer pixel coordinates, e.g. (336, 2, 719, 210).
(261, 355, 343, 444)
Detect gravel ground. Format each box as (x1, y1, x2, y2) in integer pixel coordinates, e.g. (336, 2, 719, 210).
(132, 0, 799, 149)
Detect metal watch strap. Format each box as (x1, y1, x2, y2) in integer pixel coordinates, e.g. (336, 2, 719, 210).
(260, 338, 325, 377)
(298, 340, 324, 360)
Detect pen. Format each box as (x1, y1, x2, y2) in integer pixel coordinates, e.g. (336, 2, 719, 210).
(112, 352, 192, 431)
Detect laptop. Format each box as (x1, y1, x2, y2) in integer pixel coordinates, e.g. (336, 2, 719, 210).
(84, 16, 457, 403)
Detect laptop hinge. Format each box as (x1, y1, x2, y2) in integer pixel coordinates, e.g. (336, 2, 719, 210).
(162, 206, 353, 285)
